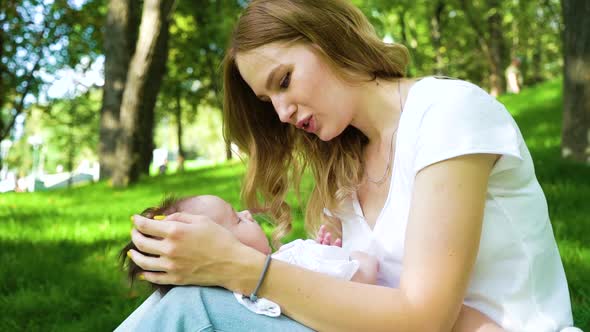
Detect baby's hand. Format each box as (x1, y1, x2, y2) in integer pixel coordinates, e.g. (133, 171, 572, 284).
(350, 251, 379, 285)
(316, 224, 342, 247)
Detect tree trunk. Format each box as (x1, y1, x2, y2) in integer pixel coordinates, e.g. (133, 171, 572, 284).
(98, 0, 138, 180)
(134, 17, 171, 179)
(486, 0, 506, 96)
(112, 0, 175, 187)
(225, 141, 233, 160)
(175, 88, 185, 172)
(430, 1, 445, 75)
(561, 0, 590, 163)
(459, 0, 506, 96)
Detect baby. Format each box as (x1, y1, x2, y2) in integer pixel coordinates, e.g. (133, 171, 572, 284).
(120, 195, 379, 315)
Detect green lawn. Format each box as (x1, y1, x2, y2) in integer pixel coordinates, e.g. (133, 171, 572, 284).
(1, 79, 588, 331)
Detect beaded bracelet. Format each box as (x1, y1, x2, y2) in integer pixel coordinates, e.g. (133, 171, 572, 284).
(249, 254, 272, 302)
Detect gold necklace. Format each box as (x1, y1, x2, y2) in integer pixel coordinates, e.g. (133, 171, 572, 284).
(366, 79, 404, 185)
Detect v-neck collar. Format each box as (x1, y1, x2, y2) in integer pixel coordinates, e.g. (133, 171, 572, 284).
(351, 77, 428, 232)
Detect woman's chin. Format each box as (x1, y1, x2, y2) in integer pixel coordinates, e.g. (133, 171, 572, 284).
(317, 129, 338, 142)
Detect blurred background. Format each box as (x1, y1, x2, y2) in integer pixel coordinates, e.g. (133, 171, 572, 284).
(0, 0, 588, 330)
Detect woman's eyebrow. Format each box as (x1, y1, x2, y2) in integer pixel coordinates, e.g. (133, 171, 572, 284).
(265, 64, 283, 90)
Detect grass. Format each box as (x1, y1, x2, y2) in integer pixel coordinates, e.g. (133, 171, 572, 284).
(1, 78, 588, 330)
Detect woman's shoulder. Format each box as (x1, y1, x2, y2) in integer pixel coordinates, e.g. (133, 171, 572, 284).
(403, 76, 504, 130)
(411, 76, 489, 102)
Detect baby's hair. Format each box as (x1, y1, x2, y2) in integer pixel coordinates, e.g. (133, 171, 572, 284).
(120, 195, 185, 295)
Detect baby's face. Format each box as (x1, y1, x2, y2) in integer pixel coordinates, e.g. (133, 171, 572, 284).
(176, 195, 272, 254)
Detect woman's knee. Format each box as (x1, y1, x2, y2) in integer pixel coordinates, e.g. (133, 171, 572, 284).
(133, 286, 216, 332)
(135, 286, 313, 332)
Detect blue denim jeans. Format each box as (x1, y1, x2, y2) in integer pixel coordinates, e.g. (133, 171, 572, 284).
(115, 286, 314, 332)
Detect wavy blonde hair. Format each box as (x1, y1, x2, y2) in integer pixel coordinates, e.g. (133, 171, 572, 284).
(222, 0, 409, 248)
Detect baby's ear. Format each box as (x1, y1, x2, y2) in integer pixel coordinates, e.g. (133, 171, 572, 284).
(237, 210, 254, 221)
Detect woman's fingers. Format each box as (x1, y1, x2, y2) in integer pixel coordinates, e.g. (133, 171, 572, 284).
(163, 212, 211, 225)
(127, 249, 168, 272)
(133, 214, 174, 238)
(130, 229, 170, 256)
(334, 238, 342, 247)
(141, 271, 178, 285)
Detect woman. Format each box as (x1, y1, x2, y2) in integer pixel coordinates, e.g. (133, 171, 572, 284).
(123, 0, 576, 331)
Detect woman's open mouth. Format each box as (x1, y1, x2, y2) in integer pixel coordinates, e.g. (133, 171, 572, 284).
(298, 116, 316, 133)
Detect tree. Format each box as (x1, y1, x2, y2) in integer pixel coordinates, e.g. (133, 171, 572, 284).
(561, 0, 590, 163)
(459, 0, 508, 96)
(0, 0, 104, 173)
(41, 87, 100, 185)
(155, 0, 243, 166)
(99, 0, 139, 180)
(112, 0, 175, 187)
(1, 1, 64, 170)
(187, 0, 243, 160)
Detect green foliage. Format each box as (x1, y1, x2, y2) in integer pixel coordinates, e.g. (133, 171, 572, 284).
(152, 0, 244, 159)
(0, 0, 105, 142)
(3, 135, 33, 176)
(40, 88, 101, 172)
(0, 79, 588, 330)
(351, 0, 562, 87)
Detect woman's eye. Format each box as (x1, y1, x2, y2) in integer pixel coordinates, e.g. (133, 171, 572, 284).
(279, 72, 291, 89)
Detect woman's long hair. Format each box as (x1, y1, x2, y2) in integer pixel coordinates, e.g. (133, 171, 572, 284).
(222, 0, 409, 248)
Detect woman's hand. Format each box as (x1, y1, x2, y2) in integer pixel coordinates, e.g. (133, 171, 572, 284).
(316, 224, 342, 247)
(127, 212, 250, 288)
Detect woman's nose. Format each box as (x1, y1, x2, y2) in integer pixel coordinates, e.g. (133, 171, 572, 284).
(272, 96, 296, 124)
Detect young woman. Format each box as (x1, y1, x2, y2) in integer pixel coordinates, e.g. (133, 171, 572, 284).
(124, 0, 576, 331)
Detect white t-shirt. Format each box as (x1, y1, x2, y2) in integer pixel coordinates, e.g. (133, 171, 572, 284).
(331, 77, 574, 331)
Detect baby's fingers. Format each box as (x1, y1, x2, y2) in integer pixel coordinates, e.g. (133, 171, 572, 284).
(333, 238, 342, 247)
(322, 232, 332, 245)
(316, 225, 327, 243)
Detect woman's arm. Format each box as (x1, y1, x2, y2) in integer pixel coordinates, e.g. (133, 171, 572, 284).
(130, 153, 498, 332)
(452, 306, 505, 332)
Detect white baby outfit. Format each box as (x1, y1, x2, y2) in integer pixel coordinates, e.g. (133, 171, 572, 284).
(233, 239, 359, 317)
(327, 77, 576, 332)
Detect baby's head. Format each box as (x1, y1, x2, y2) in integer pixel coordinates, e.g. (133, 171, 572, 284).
(120, 194, 271, 294)
(173, 195, 271, 254)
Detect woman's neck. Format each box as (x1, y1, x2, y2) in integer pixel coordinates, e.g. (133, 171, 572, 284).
(350, 78, 405, 146)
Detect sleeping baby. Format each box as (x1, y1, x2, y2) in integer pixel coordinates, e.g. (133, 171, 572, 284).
(120, 194, 379, 317)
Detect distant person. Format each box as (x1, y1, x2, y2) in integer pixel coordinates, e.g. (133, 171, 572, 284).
(505, 57, 523, 94)
(15, 172, 27, 192)
(158, 159, 168, 176)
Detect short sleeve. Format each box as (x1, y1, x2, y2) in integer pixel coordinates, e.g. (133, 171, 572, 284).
(413, 84, 523, 174)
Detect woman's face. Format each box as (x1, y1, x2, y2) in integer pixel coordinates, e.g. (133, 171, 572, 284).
(235, 42, 359, 141)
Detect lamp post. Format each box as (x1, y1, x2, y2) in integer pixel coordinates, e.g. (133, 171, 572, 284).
(27, 135, 43, 191)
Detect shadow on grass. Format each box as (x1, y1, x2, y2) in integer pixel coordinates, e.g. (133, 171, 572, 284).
(0, 238, 147, 332)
